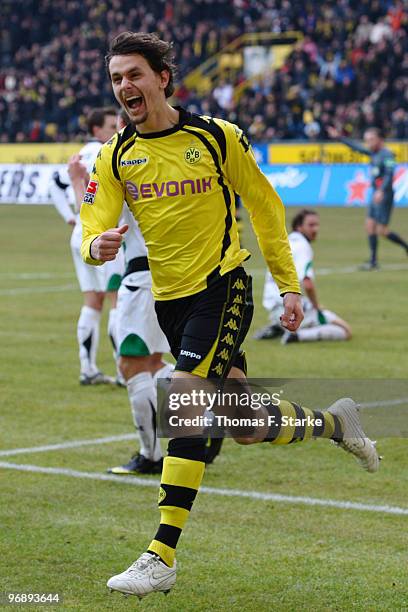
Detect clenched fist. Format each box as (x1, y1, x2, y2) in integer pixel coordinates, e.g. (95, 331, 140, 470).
(281, 292, 304, 332)
(90, 224, 129, 261)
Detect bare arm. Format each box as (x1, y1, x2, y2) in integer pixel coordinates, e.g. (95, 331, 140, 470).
(49, 170, 76, 225)
(327, 126, 371, 156)
(68, 154, 89, 213)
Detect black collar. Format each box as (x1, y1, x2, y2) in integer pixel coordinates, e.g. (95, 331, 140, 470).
(135, 106, 190, 139)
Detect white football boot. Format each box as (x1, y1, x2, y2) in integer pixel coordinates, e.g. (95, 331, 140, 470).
(107, 553, 176, 599)
(326, 398, 380, 473)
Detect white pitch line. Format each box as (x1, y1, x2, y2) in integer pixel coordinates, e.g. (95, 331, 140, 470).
(2, 262, 408, 288)
(360, 398, 408, 409)
(0, 461, 407, 516)
(0, 284, 77, 296)
(250, 262, 408, 278)
(0, 434, 137, 457)
(0, 272, 75, 280)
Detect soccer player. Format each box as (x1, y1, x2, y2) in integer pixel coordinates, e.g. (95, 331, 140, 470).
(68, 108, 172, 472)
(80, 32, 379, 599)
(255, 209, 352, 344)
(108, 110, 174, 475)
(328, 126, 408, 270)
(50, 107, 124, 385)
(107, 200, 174, 473)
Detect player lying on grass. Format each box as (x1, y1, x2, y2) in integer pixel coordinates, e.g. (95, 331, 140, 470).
(79, 31, 380, 600)
(254, 209, 352, 344)
(328, 126, 408, 270)
(49, 107, 124, 385)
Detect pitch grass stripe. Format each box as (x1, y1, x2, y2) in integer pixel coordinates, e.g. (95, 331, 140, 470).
(0, 434, 137, 457)
(0, 284, 77, 296)
(0, 461, 407, 517)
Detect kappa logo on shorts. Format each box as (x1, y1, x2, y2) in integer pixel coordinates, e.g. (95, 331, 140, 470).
(121, 157, 149, 167)
(224, 319, 238, 331)
(227, 305, 241, 316)
(233, 279, 245, 290)
(83, 180, 99, 204)
(210, 274, 248, 377)
(221, 333, 234, 346)
(216, 348, 230, 361)
(180, 349, 202, 360)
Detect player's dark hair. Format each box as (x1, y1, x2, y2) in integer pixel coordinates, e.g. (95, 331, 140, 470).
(86, 107, 117, 136)
(106, 31, 176, 98)
(292, 209, 319, 231)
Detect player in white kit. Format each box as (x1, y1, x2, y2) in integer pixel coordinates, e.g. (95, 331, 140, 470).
(49, 107, 124, 384)
(69, 109, 173, 474)
(107, 202, 173, 474)
(255, 209, 352, 344)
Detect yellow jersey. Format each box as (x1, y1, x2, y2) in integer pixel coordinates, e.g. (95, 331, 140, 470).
(80, 107, 300, 300)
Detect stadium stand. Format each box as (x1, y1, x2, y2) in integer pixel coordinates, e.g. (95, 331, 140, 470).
(1, 0, 407, 142)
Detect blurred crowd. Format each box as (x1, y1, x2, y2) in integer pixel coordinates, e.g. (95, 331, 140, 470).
(1, 0, 407, 143)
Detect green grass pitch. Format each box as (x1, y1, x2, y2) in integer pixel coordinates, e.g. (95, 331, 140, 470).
(0, 204, 407, 611)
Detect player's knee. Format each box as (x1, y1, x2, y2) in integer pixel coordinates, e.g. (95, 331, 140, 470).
(366, 219, 376, 233)
(119, 355, 154, 380)
(377, 224, 388, 236)
(151, 352, 164, 369)
(168, 437, 206, 462)
(84, 291, 104, 310)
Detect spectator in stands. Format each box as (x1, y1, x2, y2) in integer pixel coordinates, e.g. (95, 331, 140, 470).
(1, 0, 407, 142)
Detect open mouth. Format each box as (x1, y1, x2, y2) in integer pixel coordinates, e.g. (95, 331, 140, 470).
(125, 95, 144, 112)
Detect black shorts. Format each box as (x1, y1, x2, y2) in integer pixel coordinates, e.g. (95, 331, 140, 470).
(155, 266, 253, 379)
(367, 196, 394, 225)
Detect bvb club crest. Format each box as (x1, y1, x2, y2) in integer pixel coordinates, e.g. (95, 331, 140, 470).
(184, 146, 201, 164)
(158, 487, 167, 504)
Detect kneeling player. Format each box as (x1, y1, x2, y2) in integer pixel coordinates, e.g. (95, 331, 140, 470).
(255, 209, 351, 344)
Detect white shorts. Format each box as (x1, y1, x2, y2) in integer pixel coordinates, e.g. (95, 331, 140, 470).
(268, 298, 338, 328)
(70, 222, 125, 293)
(104, 248, 125, 292)
(116, 282, 170, 356)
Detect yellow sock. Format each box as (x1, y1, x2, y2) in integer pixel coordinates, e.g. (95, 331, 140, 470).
(148, 455, 205, 567)
(265, 400, 343, 444)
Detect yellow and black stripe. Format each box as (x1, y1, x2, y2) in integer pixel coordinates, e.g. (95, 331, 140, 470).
(204, 269, 253, 379)
(148, 455, 205, 567)
(264, 400, 343, 444)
